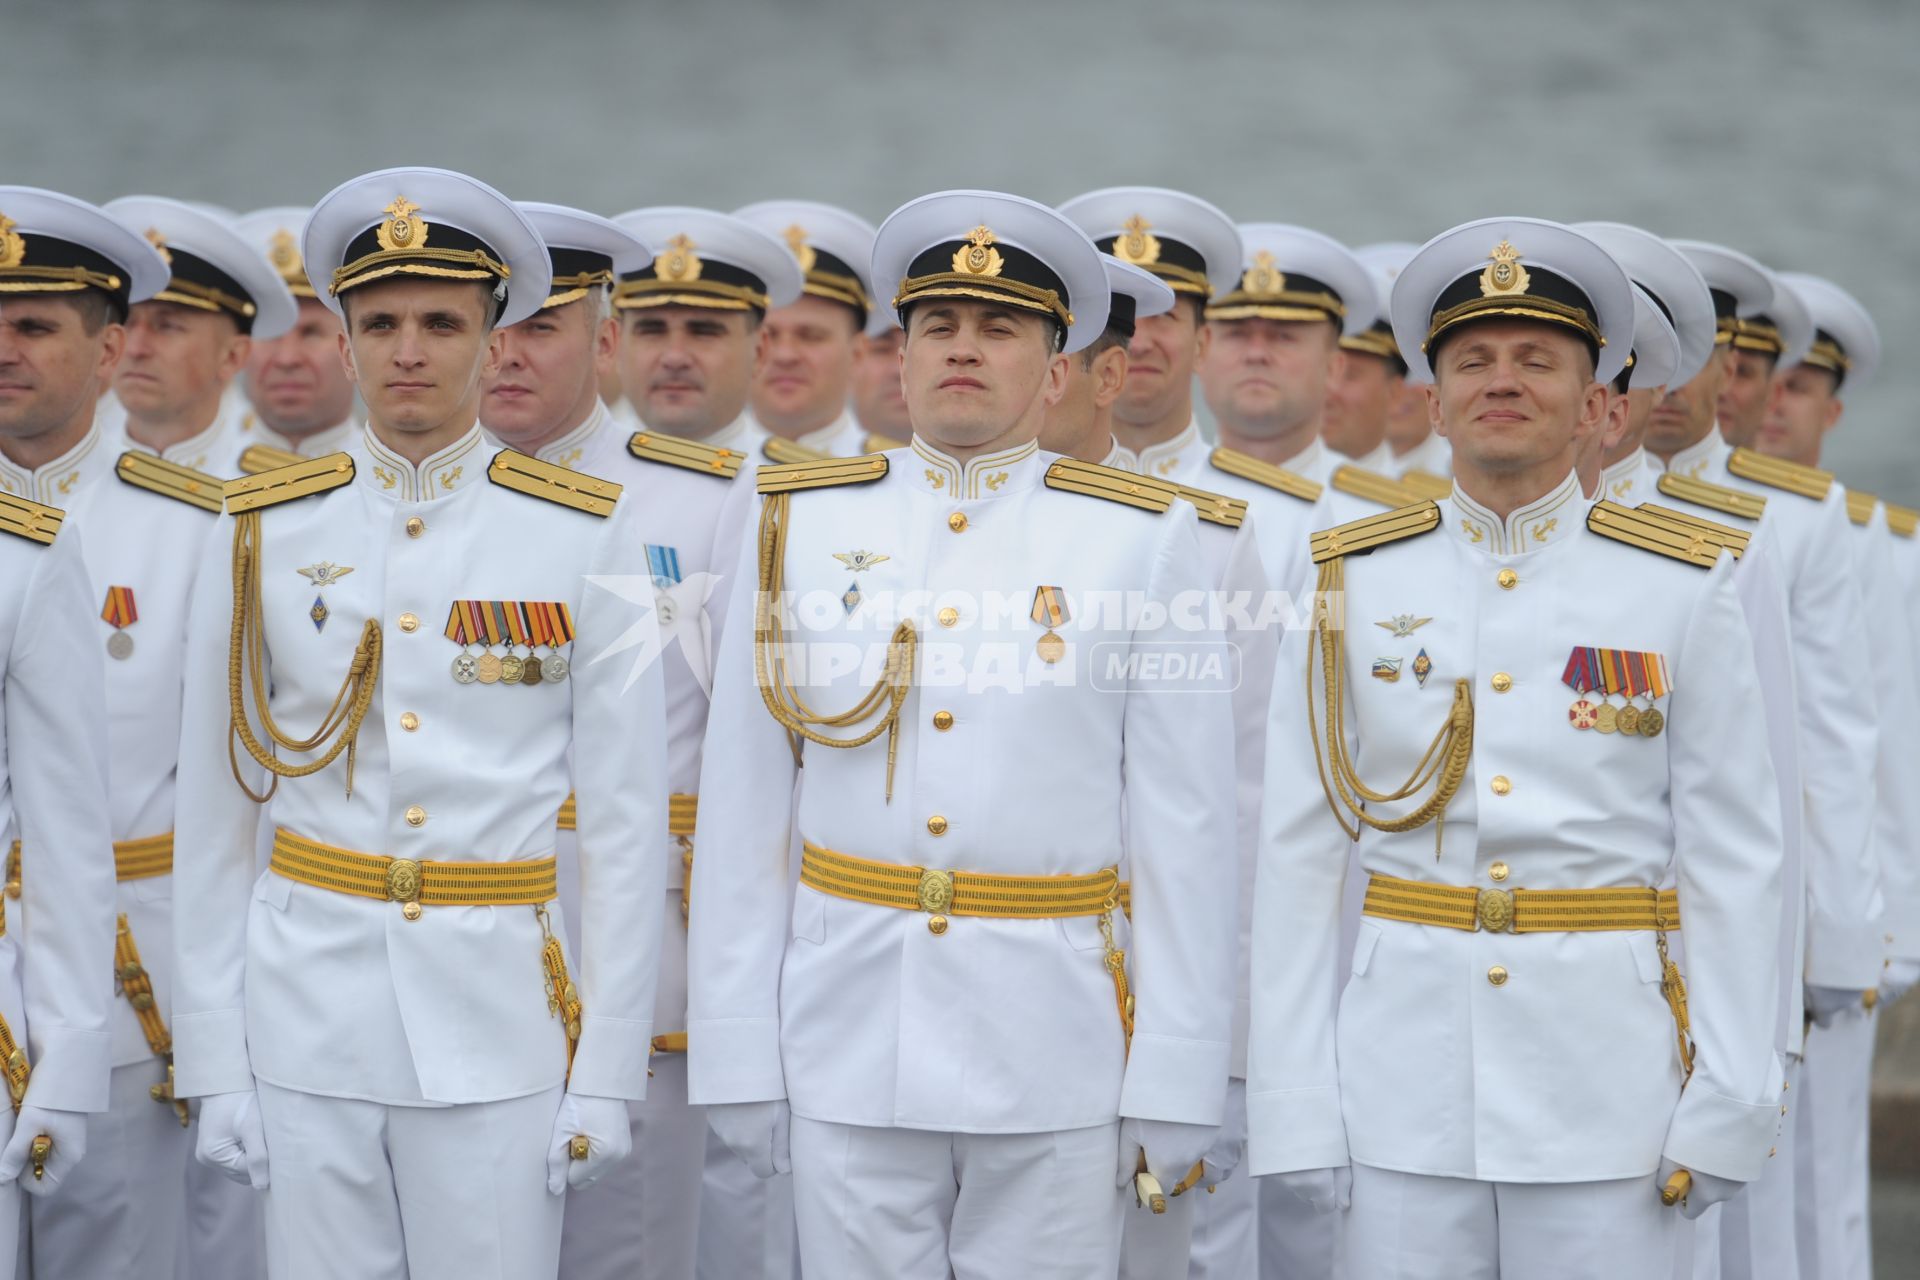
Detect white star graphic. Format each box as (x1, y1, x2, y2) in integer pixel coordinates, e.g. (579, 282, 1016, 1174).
(584, 572, 723, 695)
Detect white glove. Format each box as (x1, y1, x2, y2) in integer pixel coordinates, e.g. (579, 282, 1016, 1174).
(546, 1093, 633, 1194)
(0, 1105, 89, 1195)
(1805, 984, 1870, 1027)
(1115, 1117, 1218, 1192)
(195, 1090, 270, 1190)
(1268, 1164, 1353, 1212)
(706, 1100, 791, 1180)
(1185, 1080, 1247, 1193)
(1880, 959, 1920, 1004)
(1657, 1158, 1744, 1221)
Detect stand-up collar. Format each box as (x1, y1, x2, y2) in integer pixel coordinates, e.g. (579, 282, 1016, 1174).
(249, 414, 358, 459)
(0, 421, 111, 505)
(526, 400, 612, 471)
(1448, 468, 1584, 555)
(1656, 425, 1727, 481)
(910, 435, 1043, 499)
(794, 409, 861, 456)
(1107, 418, 1201, 478)
(1599, 447, 1652, 505)
(360, 423, 485, 502)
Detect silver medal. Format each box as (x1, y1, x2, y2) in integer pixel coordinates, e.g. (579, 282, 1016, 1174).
(106, 631, 135, 660)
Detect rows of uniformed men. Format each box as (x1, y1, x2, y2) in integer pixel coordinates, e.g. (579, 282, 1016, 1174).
(0, 169, 1906, 1280)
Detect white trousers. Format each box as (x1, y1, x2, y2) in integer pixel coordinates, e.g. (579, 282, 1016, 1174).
(789, 1117, 1125, 1280)
(1342, 1163, 1682, 1279)
(695, 1127, 797, 1280)
(1119, 1171, 1196, 1280)
(1260, 1170, 1337, 1278)
(1697, 1054, 1800, 1280)
(29, 1058, 188, 1279)
(181, 1141, 267, 1280)
(1795, 1011, 1875, 1280)
(1186, 1161, 1256, 1279)
(558, 1054, 705, 1280)
(255, 1081, 565, 1280)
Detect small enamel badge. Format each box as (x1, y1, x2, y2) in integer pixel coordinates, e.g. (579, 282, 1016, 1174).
(834, 550, 888, 617)
(297, 561, 355, 587)
(309, 596, 329, 633)
(1412, 649, 1432, 687)
(1371, 658, 1402, 683)
(1375, 614, 1432, 638)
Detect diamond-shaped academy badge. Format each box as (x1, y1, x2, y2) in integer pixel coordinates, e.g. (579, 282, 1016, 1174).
(841, 581, 862, 615)
(310, 596, 329, 633)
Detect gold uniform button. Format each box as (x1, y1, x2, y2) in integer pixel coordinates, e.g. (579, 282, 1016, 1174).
(399, 712, 420, 732)
(927, 815, 948, 836)
(1490, 775, 1512, 796)
(1487, 965, 1509, 987)
(406, 516, 426, 538)
(937, 607, 959, 628)
(1497, 568, 1519, 590)
(1489, 861, 1509, 882)
(932, 710, 954, 731)
(404, 805, 427, 827)
(1491, 672, 1513, 693)
(948, 512, 968, 533)
(398, 612, 420, 633)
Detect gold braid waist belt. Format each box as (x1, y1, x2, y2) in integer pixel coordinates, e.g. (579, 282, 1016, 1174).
(269, 828, 557, 918)
(1364, 873, 1681, 933)
(555, 792, 697, 835)
(112, 833, 174, 881)
(801, 842, 1119, 923)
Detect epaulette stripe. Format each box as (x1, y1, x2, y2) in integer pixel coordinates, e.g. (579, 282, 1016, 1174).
(1654, 473, 1766, 521)
(224, 452, 355, 513)
(1587, 500, 1722, 568)
(626, 432, 745, 480)
(1043, 459, 1176, 514)
(1845, 490, 1877, 527)
(757, 454, 890, 495)
(1399, 469, 1453, 501)
(863, 431, 907, 453)
(115, 452, 223, 513)
(1331, 464, 1423, 509)
(1171, 483, 1248, 529)
(1208, 447, 1322, 502)
(0, 494, 62, 546)
(1635, 502, 1751, 559)
(1886, 504, 1918, 538)
(238, 444, 303, 475)
(486, 451, 622, 517)
(1727, 447, 1833, 500)
(762, 437, 828, 465)
(1309, 501, 1440, 563)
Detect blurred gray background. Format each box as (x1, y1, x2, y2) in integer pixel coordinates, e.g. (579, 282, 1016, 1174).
(4, 0, 1915, 494)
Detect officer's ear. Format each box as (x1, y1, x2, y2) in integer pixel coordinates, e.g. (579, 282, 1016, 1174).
(1041, 347, 1071, 408)
(1425, 378, 1446, 440)
(337, 322, 358, 387)
(481, 327, 506, 380)
(1092, 343, 1129, 410)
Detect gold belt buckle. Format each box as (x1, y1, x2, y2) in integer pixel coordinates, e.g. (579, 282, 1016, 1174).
(918, 868, 954, 936)
(387, 858, 424, 921)
(1476, 887, 1514, 933)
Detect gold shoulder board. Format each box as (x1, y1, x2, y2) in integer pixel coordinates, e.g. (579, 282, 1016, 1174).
(863, 431, 907, 453)
(762, 437, 828, 465)
(1726, 447, 1834, 501)
(1399, 469, 1453, 501)
(1635, 502, 1751, 559)
(116, 451, 223, 513)
(487, 450, 622, 517)
(1587, 500, 1723, 568)
(1043, 459, 1176, 514)
(1208, 447, 1322, 502)
(627, 431, 745, 480)
(224, 452, 355, 514)
(238, 444, 303, 475)
(1331, 464, 1422, 509)
(1309, 501, 1439, 564)
(1886, 503, 1918, 538)
(0, 493, 62, 546)
(1845, 489, 1877, 527)
(1655, 473, 1766, 522)
(758, 453, 890, 495)
(1172, 483, 1248, 528)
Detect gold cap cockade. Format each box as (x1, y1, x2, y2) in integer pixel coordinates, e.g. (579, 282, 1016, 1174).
(1113, 214, 1162, 268)
(0, 215, 24, 270)
(952, 226, 1004, 277)
(1241, 250, 1286, 297)
(656, 233, 703, 282)
(144, 228, 172, 267)
(1479, 239, 1530, 297)
(782, 225, 817, 273)
(375, 197, 427, 253)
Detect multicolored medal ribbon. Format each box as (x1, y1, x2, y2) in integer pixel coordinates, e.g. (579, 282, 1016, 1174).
(445, 601, 574, 687)
(1031, 586, 1069, 664)
(1562, 646, 1670, 737)
(100, 586, 137, 660)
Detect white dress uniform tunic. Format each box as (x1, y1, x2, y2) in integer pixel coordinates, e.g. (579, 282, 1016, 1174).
(1252, 220, 1786, 1278)
(170, 170, 671, 1280)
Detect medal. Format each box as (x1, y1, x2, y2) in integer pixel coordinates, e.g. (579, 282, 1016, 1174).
(542, 652, 570, 682)
(1568, 698, 1599, 729)
(528, 600, 574, 682)
(452, 653, 479, 684)
(1031, 585, 1070, 664)
(1564, 646, 1673, 741)
(521, 653, 543, 685)
(476, 652, 503, 684)
(101, 586, 137, 659)
(1616, 703, 1642, 736)
(1594, 702, 1619, 734)
(1639, 707, 1665, 738)
(500, 653, 525, 683)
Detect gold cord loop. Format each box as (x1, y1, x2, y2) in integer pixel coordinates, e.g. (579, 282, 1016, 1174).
(753, 491, 916, 799)
(227, 510, 382, 800)
(1306, 556, 1473, 857)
